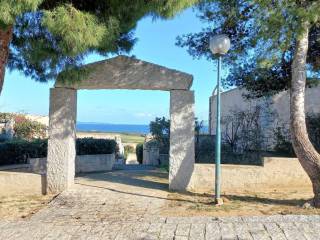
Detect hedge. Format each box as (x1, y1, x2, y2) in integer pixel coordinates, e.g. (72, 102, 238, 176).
(0, 138, 116, 166)
(136, 143, 143, 164)
(0, 139, 47, 165)
(76, 138, 116, 155)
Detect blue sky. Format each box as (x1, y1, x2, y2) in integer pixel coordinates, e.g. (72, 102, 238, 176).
(0, 7, 219, 125)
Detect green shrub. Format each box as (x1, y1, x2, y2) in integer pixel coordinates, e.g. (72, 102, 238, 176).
(13, 114, 47, 140)
(136, 143, 143, 164)
(159, 164, 169, 172)
(76, 138, 116, 155)
(0, 139, 47, 166)
(307, 113, 320, 152)
(273, 127, 295, 157)
(0, 138, 116, 166)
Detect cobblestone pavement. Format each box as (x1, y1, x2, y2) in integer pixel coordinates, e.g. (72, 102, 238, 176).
(1, 170, 320, 240)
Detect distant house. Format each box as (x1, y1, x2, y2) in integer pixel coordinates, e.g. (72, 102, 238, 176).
(209, 85, 320, 151)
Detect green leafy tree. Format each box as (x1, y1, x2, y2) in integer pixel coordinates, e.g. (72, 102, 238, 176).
(150, 117, 170, 146)
(0, 0, 199, 94)
(177, 0, 320, 206)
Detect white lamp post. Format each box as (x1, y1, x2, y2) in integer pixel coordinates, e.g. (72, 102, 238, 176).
(209, 34, 231, 205)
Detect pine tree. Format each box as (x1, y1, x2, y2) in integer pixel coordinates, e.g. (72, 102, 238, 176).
(177, 0, 320, 207)
(0, 0, 199, 94)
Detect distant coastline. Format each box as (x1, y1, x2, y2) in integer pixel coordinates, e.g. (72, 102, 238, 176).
(7, 113, 209, 134)
(76, 122, 150, 134)
(76, 122, 209, 134)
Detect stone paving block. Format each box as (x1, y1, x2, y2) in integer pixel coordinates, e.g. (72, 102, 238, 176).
(166, 216, 214, 224)
(242, 215, 285, 223)
(160, 223, 177, 239)
(133, 222, 151, 232)
(278, 222, 307, 240)
(219, 222, 237, 240)
(148, 223, 164, 235)
(234, 223, 253, 240)
(263, 222, 287, 240)
(247, 223, 270, 240)
(175, 223, 191, 237)
(189, 223, 205, 240)
(174, 236, 188, 240)
(284, 215, 320, 222)
(218, 216, 243, 223)
(294, 222, 320, 240)
(205, 222, 221, 240)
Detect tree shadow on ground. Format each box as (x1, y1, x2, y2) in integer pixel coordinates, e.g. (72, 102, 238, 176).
(166, 191, 312, 208)
(76, 169, 169, 191)
(75, 169, 312, 209)
(224, 195, 309, 207)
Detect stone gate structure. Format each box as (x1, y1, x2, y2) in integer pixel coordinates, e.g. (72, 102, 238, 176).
(47, 56, 195, 193)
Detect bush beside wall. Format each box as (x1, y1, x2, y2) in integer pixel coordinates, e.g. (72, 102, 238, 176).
(136, 143, 143, 164)
(76, 138, 116, 155)
(0, 138, 116, 166)
(0, 139, 47, 165)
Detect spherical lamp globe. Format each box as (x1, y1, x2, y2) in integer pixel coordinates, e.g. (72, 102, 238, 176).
(209, 34, 231, 55)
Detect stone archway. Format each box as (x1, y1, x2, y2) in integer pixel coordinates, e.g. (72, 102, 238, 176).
(46, 56, 195, 194)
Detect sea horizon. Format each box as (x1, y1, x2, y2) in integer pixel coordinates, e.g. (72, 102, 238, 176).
(76, 122, 150, 134)
(76, 121, 209, 134)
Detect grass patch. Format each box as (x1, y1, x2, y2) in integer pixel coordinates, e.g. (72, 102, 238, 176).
(77, 131, 145, 144)
(119, 133, 145, 144)
(162, 188, 320, 217)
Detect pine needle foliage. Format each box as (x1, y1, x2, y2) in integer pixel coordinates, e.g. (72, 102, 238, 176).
(1, 0, 199, 83)
(176, 0, 320, 97)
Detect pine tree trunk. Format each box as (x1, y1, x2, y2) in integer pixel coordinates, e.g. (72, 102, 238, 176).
(290, 22, 320, 207)
(0, 26, 13, 95)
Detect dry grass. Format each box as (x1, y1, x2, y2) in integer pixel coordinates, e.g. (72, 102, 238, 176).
(0, 194, 54, 220)
(162, 188, 320, 217)
(77, 131, 145, 144)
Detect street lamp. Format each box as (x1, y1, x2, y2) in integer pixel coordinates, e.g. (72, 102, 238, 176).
(209, 34, 231, 205)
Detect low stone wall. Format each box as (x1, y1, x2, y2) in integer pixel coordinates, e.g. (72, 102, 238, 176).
(143, 144, 159, 166)
(29, 154, 115, 174)
(0, 171, 42, 195)
(188, 157, 312, 193)
(76, 154, 115, 173)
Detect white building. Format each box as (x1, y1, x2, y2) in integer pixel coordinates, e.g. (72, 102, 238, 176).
(209, 85, 320, 150)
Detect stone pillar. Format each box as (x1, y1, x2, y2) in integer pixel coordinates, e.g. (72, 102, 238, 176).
(169, 90, 195, 191)
(47, 88, 77, 194)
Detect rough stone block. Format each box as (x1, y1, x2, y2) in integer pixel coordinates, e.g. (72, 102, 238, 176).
(169, 90, 195, 191)
(47, 87, 77, 194)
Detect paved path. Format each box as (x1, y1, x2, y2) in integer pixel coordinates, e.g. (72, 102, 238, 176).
(1, 170, 320, 239)
(126, 153, 139, 165)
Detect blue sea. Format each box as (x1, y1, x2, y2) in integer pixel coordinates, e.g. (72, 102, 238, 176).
(77, 122, 150, 134)
(77, 122, 209, 134)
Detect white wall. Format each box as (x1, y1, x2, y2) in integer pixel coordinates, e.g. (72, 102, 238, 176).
(210, 85, 320, 149)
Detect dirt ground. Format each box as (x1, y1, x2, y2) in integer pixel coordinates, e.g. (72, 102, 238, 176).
(163, 187, 320, 217)
(0, 193, 53, 220)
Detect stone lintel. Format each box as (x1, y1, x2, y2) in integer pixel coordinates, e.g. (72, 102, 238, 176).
(55, 56, 193, 91)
